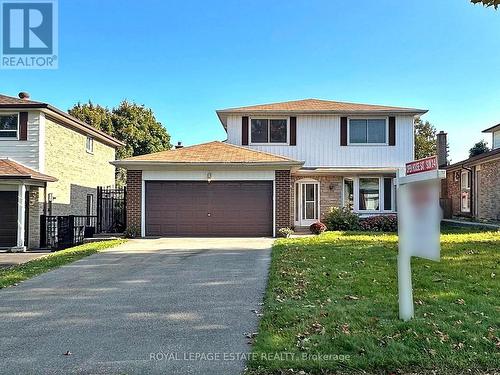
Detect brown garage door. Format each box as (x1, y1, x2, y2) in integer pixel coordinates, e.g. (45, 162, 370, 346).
(0, 191, 18, 247)
(145, 181, 273, 237)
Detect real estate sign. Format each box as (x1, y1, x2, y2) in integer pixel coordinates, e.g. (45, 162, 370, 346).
(396, 156, 445, 321)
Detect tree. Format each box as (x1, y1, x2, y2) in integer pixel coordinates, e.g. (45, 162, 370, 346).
(69, 100, 171, 160)
(414, 117, 437, 160)
(69, 100, 172, 185)
(471, 0, 499, 9)
(469, 140, 490, 157)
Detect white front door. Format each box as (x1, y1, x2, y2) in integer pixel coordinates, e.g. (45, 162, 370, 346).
(297, 181, 320, 226)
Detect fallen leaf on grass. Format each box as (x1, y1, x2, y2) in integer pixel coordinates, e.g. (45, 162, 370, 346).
(344, 295, 359, 300)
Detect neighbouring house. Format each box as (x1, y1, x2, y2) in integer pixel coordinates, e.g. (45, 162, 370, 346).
(440, 125, 500, 221)
(114, 98, 426, 237)
(0, 92, 123, 251)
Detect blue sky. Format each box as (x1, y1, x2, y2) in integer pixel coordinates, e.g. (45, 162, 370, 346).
(1, 0, 499, 162)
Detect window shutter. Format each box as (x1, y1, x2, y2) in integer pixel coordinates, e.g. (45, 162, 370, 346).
(242, 116, 249, 145)
(388, 116, 396, 146)
(340, 117, 347, 146)
(290, 116, 297, 146)
(19, 112, 28, 141)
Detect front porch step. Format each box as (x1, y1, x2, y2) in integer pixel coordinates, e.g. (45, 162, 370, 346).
(293, 226, 311, 234)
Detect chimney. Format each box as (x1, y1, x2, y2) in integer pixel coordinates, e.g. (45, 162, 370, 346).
(18, 92, 30, 100)
(436, 131, 448, 167)
(175, 141, 183, 149)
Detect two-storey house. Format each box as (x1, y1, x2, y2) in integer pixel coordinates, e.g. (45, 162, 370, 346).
(115, 99, 426, 237)
(0, 92, 123, 251)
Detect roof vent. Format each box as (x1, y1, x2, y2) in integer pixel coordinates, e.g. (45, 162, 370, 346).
(175, 141, 183, 149)
(18, 92, 30, 100)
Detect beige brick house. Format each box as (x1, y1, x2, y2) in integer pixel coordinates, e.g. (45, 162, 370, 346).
(441, 124, 500, 221)
(0, 92, 123, 251)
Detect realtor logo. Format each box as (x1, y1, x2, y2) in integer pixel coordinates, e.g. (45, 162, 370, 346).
(1, 0, 58, 69)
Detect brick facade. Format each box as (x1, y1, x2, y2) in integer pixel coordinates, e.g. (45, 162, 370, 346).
(477, 158, 500, 221)
(275, 170, 292, 232)
(126, 170, 142, 230)
(442, 157, 500, 221)
(290, 175, 342, 226)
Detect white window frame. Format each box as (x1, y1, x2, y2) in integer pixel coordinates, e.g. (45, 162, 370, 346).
(347, 116, 389, 146)
(249, 116, 289, 145)
(342, 177, 354, 209)
(461, 171, 470, 189)
(342, 176, 396, 214)
(0, 112, 20, 140)
(86, 136, 94, 154)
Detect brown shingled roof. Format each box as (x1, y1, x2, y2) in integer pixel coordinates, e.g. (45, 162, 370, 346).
(218, 98, 426, 113)
(113, 141, 302, 166)
(0, 94, 43, 106)
(0, 158, 57, 182)
(216, 98, 427, 128)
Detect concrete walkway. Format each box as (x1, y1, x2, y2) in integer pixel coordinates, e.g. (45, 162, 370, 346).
(0, 237, 272, 375)
(0, 250, 51, 269)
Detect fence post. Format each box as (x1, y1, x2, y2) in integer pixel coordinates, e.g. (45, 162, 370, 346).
(97, 186, 102, 233)
(40, 215, 46, 248)
(69, 215, 75, 247)
(123, 186, 127, 230)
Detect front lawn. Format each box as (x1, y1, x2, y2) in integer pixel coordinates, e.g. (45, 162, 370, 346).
(0, 240, 126, 289)
(248, 229, 499, 374)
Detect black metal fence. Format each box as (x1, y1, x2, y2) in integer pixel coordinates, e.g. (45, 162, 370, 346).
(97, 187, 126, 233)
(40, 215, 97, 250)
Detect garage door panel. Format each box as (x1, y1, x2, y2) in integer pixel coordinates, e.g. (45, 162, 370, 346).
(145, 181, 272, 237)
(0, 191, 18, 247)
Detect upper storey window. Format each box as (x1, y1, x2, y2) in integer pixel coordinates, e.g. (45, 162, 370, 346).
(348, 118, 387, 144)
(250, 118, 287, 144)
(0, 113, 19, 139)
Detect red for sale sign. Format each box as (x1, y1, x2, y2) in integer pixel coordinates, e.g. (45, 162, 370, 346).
(405, 156, 438, 175)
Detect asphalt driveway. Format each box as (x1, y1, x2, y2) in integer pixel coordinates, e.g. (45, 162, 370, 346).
(0, 238, 272, 375)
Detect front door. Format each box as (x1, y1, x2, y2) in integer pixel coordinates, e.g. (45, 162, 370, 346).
(296, 182, 319, 226)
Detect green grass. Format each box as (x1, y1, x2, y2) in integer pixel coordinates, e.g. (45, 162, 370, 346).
(0, 240, 126, 289)
(248, 229, 499, 374)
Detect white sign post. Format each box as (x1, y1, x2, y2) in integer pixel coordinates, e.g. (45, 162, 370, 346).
(396, 156, 446, 321)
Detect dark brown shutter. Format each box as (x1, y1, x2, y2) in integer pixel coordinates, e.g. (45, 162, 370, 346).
(340, 117, 347, 146)
(19, 112, 28, 141)
(289, 116, 297, 146)
(242, 116, 249, 145)
(388, 116, 396, 146)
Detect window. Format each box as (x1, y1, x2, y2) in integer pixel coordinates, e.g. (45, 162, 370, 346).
(250, 118, 287, 144)
(359, 178, 380, 211)
(343, 178, 354, 209)
(461, 171, 470, 189)
(86, 136, 94, 153)
(349, 118, 387, 144)
(461, 171, 470, 213)
(0, 114, 19, 138)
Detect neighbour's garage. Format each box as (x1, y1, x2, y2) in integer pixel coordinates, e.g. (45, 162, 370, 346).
(0, 191, 18, 247)
(145, 181, 273, 237)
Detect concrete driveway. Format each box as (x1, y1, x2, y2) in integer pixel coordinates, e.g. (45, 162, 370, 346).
(0, 238, 273, 375)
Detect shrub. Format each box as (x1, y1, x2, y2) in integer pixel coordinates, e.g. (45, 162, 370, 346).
(309, 221, 327, 235)
(323, 207, 360, 231)
(360, 214, 398, 232)
(278, 227, 294, 238)
(124, 225, 141, 238)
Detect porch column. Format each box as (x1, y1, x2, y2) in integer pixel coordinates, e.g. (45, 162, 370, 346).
(15, 184, 27, 251)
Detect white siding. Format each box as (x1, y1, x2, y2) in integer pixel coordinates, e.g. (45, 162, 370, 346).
(227, 114, 414, 168)
(142, 170, 275, 181)
(0, 111, 40, 170)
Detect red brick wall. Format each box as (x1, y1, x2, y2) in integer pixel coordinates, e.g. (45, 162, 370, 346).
(126, 170, 142, 231)
(442, 168, 462, 217)
(477, 158, 500, 220)
(275, 170, 291, 232)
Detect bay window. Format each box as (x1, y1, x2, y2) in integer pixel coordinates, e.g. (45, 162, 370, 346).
(359, 178, 380, 211)
(343, 176, 395, 213)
